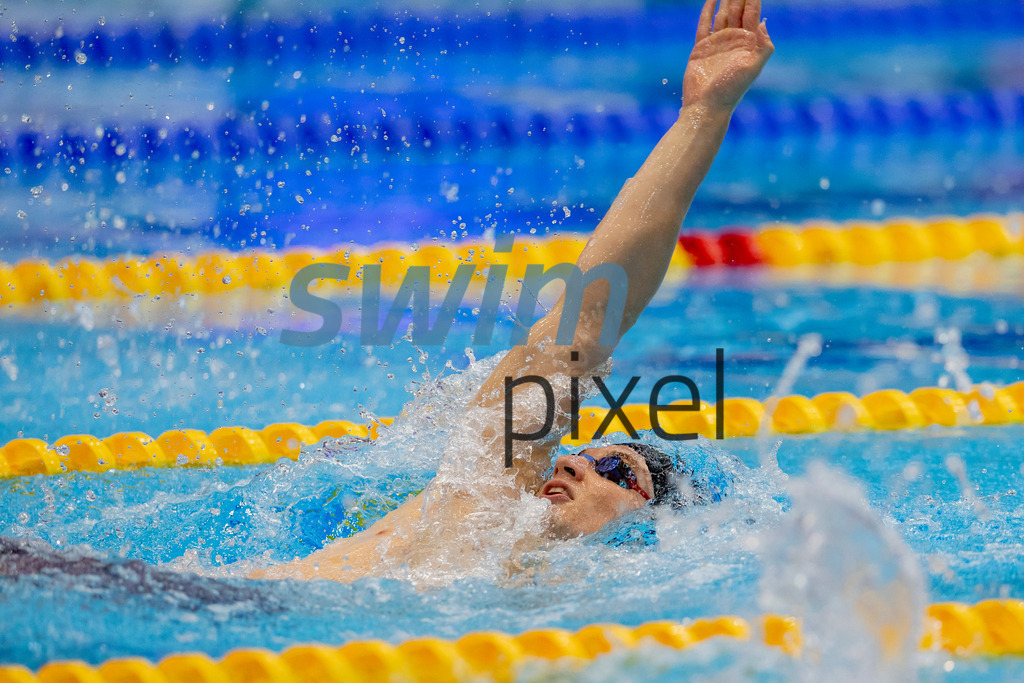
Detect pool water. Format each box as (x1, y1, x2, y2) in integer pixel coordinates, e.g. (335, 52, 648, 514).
(2, 273, 1024, 679)
(1, 273, 1021, 443)
(2, 0, 1024, 680)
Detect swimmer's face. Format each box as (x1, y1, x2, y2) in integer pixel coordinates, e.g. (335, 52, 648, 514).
(537, 445, 655, 538)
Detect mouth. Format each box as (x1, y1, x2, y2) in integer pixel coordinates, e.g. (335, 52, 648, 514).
(539, 480, 573, 503)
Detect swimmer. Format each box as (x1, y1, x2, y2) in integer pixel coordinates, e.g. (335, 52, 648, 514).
(252, 0, 773, 582)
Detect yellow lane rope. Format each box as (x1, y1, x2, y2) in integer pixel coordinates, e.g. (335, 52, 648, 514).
(2, 382, 1021, 478)
(0, 214, 1019, 306)
(0, 236, 598, 306)
(0, 600, 1021, 682)
(750, 214, 1020, 266)
(759, 256, 1024, 296)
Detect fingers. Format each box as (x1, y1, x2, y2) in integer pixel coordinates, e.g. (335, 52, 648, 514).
(712, 0, 755, 33)
(713, 0, 728, 32)
(758, 20, 774, 52)
(704, 0, 766, 39)
(727, 0, 744, 28)
(743, 0, 762, 31)
(696, 0, 716, 42)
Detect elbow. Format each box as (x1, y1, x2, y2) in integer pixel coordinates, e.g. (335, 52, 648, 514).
(565, 323, 616, 368)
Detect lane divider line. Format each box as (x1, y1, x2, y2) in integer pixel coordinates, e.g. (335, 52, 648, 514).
(1, 600, 1022, 682)
(2, 382, 1021, 478)
(679, 214, 1021, 266)
(5, 2, 1018, 74)
(0, 236, 595, 306)
(0, 214, 1020, 307)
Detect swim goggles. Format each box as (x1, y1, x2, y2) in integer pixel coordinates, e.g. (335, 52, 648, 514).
(580, 452, 651, 501)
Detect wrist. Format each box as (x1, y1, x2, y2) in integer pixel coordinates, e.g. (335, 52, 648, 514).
(676, 101, 734, 129)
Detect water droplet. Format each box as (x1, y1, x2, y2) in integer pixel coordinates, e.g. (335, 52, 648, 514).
(30, 185, 43, 197)
(221, 275, 231, 284)
(85, 490, 96, 502)
(294, 195, 304, 204)
(176, 453, 189, 465)
(75, 51, 87, 65)
(17, 512, 29, 524)
(16, 210, 27, 220)
(662, 78, 669, 85)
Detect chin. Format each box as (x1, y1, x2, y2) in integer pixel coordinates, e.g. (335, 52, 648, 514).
(547, 507, 613, 540)
(545, 506, 587, 540)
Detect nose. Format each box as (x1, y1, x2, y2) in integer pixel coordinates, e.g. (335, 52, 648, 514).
(553, 453, 590, 481)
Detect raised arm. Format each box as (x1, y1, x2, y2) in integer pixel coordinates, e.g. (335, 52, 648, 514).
(475, 0, 774, 486)
(574, 0, 774, 335)
(253, 0, 773, 583)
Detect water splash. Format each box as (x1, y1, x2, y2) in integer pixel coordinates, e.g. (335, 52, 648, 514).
(757, 333, 822, 470)
(936, 327, 973, 393)
(944, 454, 991, 523)
(760, 462, 925, 682)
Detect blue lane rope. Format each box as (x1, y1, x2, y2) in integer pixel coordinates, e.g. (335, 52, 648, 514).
(3, 2, 1022, 72)
(3, 90, 1021, 177)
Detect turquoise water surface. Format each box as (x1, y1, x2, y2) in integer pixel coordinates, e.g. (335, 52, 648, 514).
(3, 0, 1024, 680)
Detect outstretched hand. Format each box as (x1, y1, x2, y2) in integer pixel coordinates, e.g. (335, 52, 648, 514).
(683, 0, 774, 111)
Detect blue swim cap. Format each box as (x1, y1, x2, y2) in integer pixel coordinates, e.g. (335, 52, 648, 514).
(584, 435, 738, 548)
(623, 438, 732, 509)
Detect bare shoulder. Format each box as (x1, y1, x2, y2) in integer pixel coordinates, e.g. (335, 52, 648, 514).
(250, 495, 425, 582)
